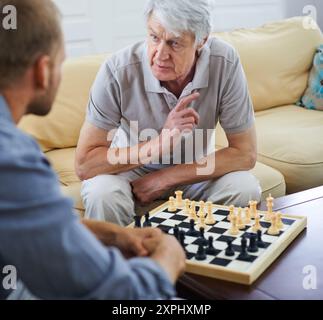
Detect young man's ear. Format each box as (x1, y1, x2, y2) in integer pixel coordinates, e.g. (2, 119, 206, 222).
(33, 55, 51, 90)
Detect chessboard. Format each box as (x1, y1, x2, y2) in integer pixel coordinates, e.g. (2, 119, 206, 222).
(130, 192, 307, 285)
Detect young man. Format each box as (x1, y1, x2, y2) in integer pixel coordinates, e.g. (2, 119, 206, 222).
(0, 0, 185, 300)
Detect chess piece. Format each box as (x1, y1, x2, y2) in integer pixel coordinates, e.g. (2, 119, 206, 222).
(195, 243, 207, 261)
(184, 199, 191, 215)
(134, 216, 142, 228)
(265, 194, 274, 221)
(175, 190, 184, 208)
(197, 227, 208, 246)
(249, 200, 257, 219)
(197, 201, 205, 218)
(186, 219, 200, 237)
(248, 234, 258, 253)
(237, 208, 245, 230)
(228, 205, 234, 222)
(205, 201, 216, 225)
(268, 213, 279, 235)
(197, 213, 206, 230)
(225, 240, 235, 256)
(168, 196, 177, 212)
(189, 201, 198, 221)
(205, 236, 217, 255)
(173, 225, 179, 240)
(179, 230, 186, 248)
(244, 207, 251, 224)
(256, 230, 266, 248)
(238, 237, 251, 261)
(276, 211, 284, 230)
(143, 212, 152, 227)
(252, 216, 262, 233)
(229, 215, 239, 236)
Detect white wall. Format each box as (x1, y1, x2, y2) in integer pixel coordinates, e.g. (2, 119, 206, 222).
(54, 0, 287, 58)
(283, 0, 323, 30)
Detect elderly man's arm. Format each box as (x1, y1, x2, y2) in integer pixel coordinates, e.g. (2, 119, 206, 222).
(75, 93, 199, 181)
(131, 125, 257, 204)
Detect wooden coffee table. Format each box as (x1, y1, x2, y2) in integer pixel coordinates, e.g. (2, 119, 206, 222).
(176, 186, 323, 300)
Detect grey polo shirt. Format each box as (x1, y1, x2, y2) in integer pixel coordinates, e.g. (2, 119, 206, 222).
(86, 37, 255, 166)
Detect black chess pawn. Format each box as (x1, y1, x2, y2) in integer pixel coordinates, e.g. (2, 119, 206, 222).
(134, 215, 142, 228)
(238, 236, 251, 261)
(195, 243, 207, 261)
(248, 234, 258, 253)
(186, 219, 200, 237)
(205, 236, 217, 255)
(225, 239, 235, 256)
(143, 212, 152, 227)
(196, 227, 208, 246)
(256, 230, 266, 248)
(179, 230, 186, 248)
(173, 225, 179, 240)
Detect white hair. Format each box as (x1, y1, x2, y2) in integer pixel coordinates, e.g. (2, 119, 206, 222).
(144, 0, 214, 46)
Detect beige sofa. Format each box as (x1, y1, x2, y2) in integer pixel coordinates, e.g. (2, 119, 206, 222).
(18, 17, 323, 215)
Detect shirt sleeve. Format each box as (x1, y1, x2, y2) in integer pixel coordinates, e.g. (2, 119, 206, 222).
(0, 136, 175, 300)
(218, 52, 255, 135)
(86, 60, 122, 132)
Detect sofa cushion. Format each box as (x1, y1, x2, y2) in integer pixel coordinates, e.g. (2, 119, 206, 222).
(18, 54, 108, 151)
(216, 105, 323, 193)
(215, 17, 323, 112)
(46, 148, 80, 186)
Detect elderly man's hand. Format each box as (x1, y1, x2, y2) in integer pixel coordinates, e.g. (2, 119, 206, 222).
(131, 171, 169, 205)
(163, 92, 200, 133)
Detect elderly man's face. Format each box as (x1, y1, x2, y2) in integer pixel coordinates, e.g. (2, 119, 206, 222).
(147, 16, 199, 83)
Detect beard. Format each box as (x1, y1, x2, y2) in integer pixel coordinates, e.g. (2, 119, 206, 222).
(26, 74, 58, 116)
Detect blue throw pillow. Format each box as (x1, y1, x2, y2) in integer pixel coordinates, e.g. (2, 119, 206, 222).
(297, 44, 323, 110)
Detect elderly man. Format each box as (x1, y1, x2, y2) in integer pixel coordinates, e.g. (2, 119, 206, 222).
(76, 0, 262, 226)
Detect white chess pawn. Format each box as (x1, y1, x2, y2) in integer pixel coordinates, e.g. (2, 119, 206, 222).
(197, 212, 206, 229)
(205, 201, 216, 225)
(268, 214, 279, 235)
(252, 216, 262, 233)
(168, 196, 177, 212)
(175, 190, 184, 208)
(198, 201, 205, 218)
(184, 199, 191, 215)
(189, 201, 198, 221)
(229, 215, 239, 236)
(237, 207, 245, 229)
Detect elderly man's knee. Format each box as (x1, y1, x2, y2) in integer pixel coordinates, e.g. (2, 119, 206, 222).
(206, 172, 261, 207)
(230, 172, 262, 205)
(82, 175, 134, 209)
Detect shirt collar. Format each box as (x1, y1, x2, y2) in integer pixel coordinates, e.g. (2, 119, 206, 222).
(142, 40, 210, 94)
(0, 95, 13, 123)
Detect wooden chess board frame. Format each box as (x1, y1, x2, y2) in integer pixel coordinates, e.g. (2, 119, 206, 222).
(139, 201, 307, 285)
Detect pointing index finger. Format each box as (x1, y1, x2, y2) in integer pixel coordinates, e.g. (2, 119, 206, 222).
(175, 92, 200, 112)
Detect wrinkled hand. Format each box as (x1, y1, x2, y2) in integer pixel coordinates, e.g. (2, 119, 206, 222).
(163, 92, 200, 133)
(131, 171, 168, 205)
(115, 227, 162, 259)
